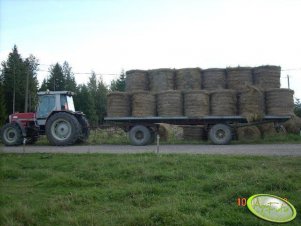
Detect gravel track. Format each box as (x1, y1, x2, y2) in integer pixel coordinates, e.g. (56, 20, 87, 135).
(1, 144, 301, 156)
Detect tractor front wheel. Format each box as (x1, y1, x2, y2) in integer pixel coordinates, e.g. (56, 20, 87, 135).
(0, 123, 23, 146)
(46, 112, 81, 146)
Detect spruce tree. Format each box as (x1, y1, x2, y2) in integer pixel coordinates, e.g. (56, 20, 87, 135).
(110, 70, 125, 91)
(47, 63, 65, 91)
(63, 61, 77, 92)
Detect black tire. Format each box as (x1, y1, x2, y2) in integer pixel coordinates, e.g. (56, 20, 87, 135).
(45, 112, 81, 146)
(209, 124, 232, 145)
(129, 125, 151, 146)
(77, 116, 90, 143)
(0, 123, 23, 146)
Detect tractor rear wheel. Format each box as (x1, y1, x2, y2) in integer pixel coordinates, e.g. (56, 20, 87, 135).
(77, 116, 90, 143)
(46, 112, 81, 146)
(0, 123, 23, 146)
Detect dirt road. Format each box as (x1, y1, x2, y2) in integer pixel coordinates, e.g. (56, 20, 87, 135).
(1, 144, 301, 156)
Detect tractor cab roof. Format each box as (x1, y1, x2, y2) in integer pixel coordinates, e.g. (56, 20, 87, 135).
(37, 91, 74, 96)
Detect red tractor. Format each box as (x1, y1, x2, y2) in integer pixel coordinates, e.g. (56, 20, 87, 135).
(0, 91, 89, 146)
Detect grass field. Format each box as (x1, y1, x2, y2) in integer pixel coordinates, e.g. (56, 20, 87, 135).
(1, 153, 300, 226)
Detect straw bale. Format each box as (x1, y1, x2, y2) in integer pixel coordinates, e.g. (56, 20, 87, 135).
(125, 70, 149, 92)
(283, 115, 301, 134)
(184, 90, 209, 117)
(182, 126, 206, 140)
(131, 91, 156, 116)
(258, 123, 277, 137)
(226, 67, 253, 90)
(158, 124, 169, 141)
(237, 126, 261, 141)
(265, 89, 294, 115)
(210, 89, 237, 116)
(157, 91, 183, 116)
(149, 68, 175, 92)
(238, 85, 264, 122)
(202, 68, 226, 90)
(107, 92, 130, 117)
(253, 65, 281, 89)
(175, 68, 201, 90)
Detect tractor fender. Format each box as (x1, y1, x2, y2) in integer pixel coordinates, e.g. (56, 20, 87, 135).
(46, 110, 84, 123)
(11, 121, 26, 137)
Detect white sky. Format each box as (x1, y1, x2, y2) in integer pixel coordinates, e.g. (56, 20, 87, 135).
(1, 0, 301, 98)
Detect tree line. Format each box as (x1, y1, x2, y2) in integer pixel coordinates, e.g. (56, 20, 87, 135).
(0, 45, 125, 126)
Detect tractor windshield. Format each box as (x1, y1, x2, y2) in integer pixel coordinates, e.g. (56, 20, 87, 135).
(36, 95, 56, 118)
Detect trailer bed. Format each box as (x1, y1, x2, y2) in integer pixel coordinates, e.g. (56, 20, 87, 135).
(104, 115, 291, 125)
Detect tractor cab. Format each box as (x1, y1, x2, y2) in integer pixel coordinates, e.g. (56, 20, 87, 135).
(36, 91, 75, 119)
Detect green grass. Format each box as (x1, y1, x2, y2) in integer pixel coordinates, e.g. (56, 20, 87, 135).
(1, 153, 300, 226)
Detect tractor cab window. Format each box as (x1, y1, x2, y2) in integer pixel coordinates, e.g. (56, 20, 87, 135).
(36, 95, 56, 118)
(60, 95, 75, 112)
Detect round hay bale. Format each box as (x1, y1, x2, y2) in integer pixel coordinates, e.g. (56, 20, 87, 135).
(125, 70, 149, 92)
(182, 126, 206, 140)
(202, 68, 226, 90)
(175, 68, 201, 90)
(253, 65, 281, 89)
(237, 126, 261, 141)
(226, 67, 253, 90)
(157, 91, 183, 116)
(158, 124, 169, 141)
(131, 91, 156, 116)
(183, 90, 209, 117)
(265, 89, 294, 115)
(210, 89, 237, 116)
(283, 115, 301, 134)
(107, 92, 130, 117)
(238, 86, 264, 122)
(258, 123, 277, 137)
(149, 68, 175, 92)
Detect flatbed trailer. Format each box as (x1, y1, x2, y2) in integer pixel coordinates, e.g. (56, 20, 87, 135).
(104, 115, 291, 145)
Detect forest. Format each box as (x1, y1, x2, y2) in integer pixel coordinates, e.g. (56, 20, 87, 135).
(0, 45, 125, 127)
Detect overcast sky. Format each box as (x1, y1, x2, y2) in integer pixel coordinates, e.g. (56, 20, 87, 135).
(1, 0, 301, 98)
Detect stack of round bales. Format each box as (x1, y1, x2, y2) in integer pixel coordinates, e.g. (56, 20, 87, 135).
(238, 86, 264, 122)
(265, 89, 294, 115)
(157, 91, 183, 116)
(131, 91, 156, 116)
(226, 67, 253, 90)
(107, 92, 130, 117)
(183, 90, 209, 117)
(210, 89, 237, 116)
(202, 68, 226, 90)
(149, 68, 175, 92)
(253, 65, 281, 89)
(182, 126, 205, 140)
(125, 70, 149, 92)
(175, 68, 201, 90)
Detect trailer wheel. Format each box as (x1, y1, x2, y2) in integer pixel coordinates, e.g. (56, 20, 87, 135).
(46, 112, 81, 146)
(0, 123, 23, 146)
(209, 124, 232, 145)
(129, 125, 151, 146)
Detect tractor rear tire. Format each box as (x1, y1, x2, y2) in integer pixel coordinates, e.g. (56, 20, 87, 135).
(129, 125, 151, 146)
(209, 124, 232, 145)
(46, 112, 81, 146)
(77, 116, 90, 143)
(0, 123, 23, 146)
